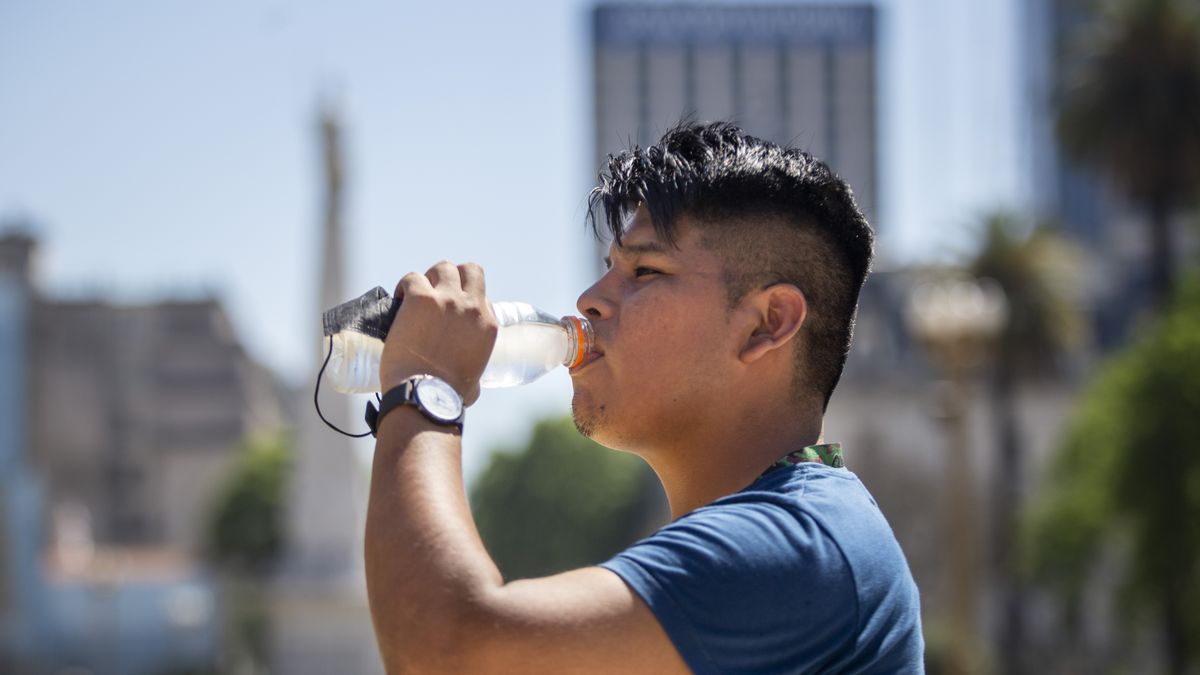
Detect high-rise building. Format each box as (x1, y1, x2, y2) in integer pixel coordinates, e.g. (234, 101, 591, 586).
(1022, 0, 1113, 249)
(592, 3, 878, 230)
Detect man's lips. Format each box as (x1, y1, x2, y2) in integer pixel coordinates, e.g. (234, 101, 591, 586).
(569, 349, 604, 374)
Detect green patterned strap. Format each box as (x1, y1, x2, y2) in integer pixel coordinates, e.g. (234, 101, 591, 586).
(762, 442, 845, 477)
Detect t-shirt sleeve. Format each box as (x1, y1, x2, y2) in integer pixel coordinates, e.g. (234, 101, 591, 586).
(599, 499, 859, 675)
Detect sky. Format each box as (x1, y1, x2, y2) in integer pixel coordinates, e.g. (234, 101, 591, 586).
(0, 0, 1027, 477)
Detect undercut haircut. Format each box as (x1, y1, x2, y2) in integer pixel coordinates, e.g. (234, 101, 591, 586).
(588, 121, 874, 411)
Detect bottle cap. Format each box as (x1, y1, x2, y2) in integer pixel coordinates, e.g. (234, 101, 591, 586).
(562, 316, 592, 368)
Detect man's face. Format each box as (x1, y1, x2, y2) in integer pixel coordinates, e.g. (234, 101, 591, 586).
(570, 206, 741, 453)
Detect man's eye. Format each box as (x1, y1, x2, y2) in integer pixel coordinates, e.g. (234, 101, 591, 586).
(634, 267, 660, 277)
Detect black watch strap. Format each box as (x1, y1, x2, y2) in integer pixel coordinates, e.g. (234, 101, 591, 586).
(364, 379, 464, 437)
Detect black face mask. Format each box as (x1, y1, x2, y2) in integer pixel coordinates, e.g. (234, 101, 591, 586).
(315, 286, 402, 438)
(322, 286, 400, 342)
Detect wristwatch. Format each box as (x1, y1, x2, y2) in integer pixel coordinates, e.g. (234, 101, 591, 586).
(365, 375, 465, 436)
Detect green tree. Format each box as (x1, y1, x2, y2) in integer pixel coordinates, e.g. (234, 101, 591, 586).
(968, 213, 1084, 673)
(204, 433, 291, 574)
(1056, 0, 1200, 306)
(204, 433, 292, 673)
(1024, 274, 1200, 674)
(470, 416, 665, 580)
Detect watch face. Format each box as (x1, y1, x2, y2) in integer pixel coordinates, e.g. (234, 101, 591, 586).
(415, 377, 463, 423)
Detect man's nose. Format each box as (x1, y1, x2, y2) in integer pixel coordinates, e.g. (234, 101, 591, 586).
(576, 275, 615, 321)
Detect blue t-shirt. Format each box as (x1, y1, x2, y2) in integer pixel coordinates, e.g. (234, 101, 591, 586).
(600, 459, 924, 674)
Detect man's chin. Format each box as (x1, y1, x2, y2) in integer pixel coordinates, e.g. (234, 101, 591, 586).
(570, 392, 608, 441)
(571, 414, 594, 439)
(570, 399, 597, 438)
(571, 398, 643, 457)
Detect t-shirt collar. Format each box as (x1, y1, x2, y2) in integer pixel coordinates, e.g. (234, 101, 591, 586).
(760, 442, 845, 479)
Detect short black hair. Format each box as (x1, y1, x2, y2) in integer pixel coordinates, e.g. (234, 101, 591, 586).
(588, 121, 874, 411)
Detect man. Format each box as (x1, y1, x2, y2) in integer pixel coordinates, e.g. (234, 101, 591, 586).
(364, 122, 924, 673)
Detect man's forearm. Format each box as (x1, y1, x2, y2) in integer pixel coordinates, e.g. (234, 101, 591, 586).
(364, 406, 504, 670)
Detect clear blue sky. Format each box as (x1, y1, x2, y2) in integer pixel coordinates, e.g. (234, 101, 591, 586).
(0, 0, 1026, 475)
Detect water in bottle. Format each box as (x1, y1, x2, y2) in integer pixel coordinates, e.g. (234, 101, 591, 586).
(321, 287, 592, 395)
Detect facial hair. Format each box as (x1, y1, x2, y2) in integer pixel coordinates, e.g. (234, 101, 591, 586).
(570, 392, 607, 439)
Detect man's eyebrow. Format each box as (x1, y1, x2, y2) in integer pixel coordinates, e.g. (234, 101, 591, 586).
(603, 241, 673, 267)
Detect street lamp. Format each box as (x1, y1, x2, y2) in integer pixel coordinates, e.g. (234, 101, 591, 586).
(906, 276, 1008, 674)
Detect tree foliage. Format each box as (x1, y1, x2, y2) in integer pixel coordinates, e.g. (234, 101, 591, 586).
(968, 213, 1085, 377)
(470, 416, 662, 580)
(1056, 0, 1200, 303)
(204, 433, 292, 575)
(1023, 274, 1200, 669)
(965, 212, 1085, 672)
(1057, 0, 1200, 207)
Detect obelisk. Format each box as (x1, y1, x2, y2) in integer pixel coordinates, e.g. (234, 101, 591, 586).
(284, 100, 363, 581)
(270, 98, 382, 675)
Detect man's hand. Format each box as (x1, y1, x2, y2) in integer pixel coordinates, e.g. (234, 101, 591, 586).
(379, 261, 498, 405)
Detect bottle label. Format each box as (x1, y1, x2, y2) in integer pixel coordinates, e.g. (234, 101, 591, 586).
(322, 286, 399, 340)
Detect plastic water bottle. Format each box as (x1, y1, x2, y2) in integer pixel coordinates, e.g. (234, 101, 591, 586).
(323, 294, 593, 394)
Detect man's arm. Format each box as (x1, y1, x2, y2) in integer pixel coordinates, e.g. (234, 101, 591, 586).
(363, 262, 687, 674)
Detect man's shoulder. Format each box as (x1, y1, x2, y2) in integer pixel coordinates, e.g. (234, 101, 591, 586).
(603, 466, 871, 622)
(640, 470, 863, 575)
(709, 463, 881, 537)
(719, 464, 918, 591)
(600, 464, 924, 674)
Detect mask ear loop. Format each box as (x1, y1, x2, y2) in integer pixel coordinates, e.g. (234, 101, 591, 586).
(314, 333, 375, 438)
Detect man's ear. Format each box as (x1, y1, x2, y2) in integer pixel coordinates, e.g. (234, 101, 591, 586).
(738, 283, 807, 364)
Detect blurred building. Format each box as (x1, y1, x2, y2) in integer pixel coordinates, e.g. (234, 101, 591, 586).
(1021, 0, 1198, 349)
(592, 3, 878, 232)
(0, 105, 384, 674)
(0, 232, 48, 673)
(0, 230, 289, 673)
(30, 293, 288, 551)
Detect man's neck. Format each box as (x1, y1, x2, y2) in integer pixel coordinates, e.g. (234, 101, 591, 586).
(643, 401, 825, 519)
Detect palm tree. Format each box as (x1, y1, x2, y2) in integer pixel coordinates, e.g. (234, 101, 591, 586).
(1056, 0, 1200, 307)
(1025, 274, 1200, 675)
(968, 213, 1084, 674)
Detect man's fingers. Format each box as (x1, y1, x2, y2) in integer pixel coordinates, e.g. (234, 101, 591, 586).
(382, 262, 494, 397)
(395, 271, 433, 303)
(427, 260, 462, 290)
(458, 263, 486, 299)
